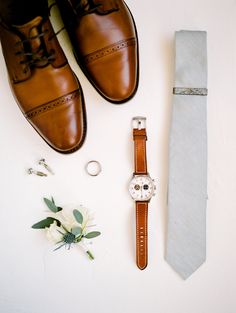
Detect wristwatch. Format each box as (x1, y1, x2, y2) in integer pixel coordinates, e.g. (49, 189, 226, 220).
(129, 117, 156, 270)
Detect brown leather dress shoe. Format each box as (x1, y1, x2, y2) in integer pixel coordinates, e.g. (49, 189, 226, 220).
(56, 0, 139, 104)
(0, 6, 86, 153)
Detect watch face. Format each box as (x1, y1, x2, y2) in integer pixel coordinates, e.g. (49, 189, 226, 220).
(129, 175, 156, 201)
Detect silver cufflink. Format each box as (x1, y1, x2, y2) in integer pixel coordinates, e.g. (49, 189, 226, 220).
(28, 168, 47, 177)
(38, 158, 54, 175)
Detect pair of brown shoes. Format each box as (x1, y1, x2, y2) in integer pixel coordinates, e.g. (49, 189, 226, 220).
(0, 0, 139, 153)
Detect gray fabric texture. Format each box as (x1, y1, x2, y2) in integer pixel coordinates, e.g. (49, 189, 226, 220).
(166, 30, 207, 279)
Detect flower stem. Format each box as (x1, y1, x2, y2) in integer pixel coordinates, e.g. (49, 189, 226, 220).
(86, 250, 94, 260)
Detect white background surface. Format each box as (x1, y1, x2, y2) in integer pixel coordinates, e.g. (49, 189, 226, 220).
(0, 0, 236, 312)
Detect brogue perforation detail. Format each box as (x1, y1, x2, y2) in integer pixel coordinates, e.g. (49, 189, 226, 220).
(25, 90, 80, 119)
(83, 37, 136, 64)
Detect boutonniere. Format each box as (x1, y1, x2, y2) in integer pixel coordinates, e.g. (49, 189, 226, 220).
(32, 197, 101, 260)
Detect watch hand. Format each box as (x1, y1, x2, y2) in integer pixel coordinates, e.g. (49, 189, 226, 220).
(141, 185, 143, 199)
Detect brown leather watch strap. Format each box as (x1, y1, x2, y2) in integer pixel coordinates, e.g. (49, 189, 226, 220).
(136, 201, 148, 270)
(133, 128, 147, 175)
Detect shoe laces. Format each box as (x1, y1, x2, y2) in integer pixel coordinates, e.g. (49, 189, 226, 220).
(3, 0, 119, 74)
(14, 26, 56, 73)
(72, 0, 119, 17)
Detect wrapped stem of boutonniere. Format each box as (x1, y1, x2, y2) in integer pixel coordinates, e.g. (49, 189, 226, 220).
(32, 197, 101, 260)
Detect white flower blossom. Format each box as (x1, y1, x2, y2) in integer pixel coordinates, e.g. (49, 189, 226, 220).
(46, 221, 64, 244)
(50, 205, 95, 234)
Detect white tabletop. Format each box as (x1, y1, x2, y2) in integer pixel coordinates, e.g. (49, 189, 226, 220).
(0, 1, 236, 313)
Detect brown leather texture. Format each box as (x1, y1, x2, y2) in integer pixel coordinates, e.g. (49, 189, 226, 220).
(0, 15, 86, 153)
(136, 201, 148, 270)
(56, 0, 139, 103)
(133, 125, 149, 270)
(133, 128, 147, 175)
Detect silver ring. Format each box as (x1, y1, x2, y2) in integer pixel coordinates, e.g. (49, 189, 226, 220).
(85, 160, 102, 176)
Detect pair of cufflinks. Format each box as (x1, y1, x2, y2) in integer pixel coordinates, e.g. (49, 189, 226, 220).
(28, 159, 54, 177)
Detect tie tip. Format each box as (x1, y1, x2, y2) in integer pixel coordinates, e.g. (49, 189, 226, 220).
(165, 255, 206, 280)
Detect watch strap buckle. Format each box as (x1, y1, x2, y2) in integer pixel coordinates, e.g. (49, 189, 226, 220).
(132, 116, 146, 130)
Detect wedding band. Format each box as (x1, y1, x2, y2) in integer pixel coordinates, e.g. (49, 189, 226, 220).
(85, 160, 102, 176)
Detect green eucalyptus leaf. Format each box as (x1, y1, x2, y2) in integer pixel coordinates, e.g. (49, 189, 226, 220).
(71, 226, 82, 236)
(32, 217, 61, 229)
(50, 197, 62, 212)
(85, 231, 101, 239)
(73, 209, 83, 224)
(53, 218, 61, 227)
(44, 197, 59, 213)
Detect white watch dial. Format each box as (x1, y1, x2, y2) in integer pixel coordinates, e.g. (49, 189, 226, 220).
(129, 175, 155, 201)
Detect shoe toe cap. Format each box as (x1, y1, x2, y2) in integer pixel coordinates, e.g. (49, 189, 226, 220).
(27, 90, 86, 153)
(85, 44, 138, 103)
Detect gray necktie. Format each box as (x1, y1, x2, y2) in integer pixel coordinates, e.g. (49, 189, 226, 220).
(166, 30, 208, 279)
